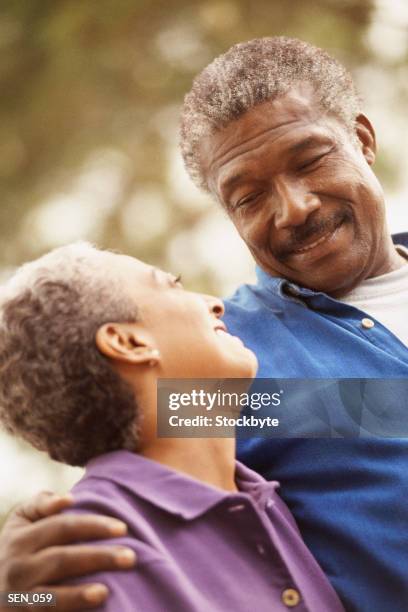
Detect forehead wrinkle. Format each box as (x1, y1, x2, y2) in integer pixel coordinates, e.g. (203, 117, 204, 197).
(212, 133, 288, 195)
(210, 130, 293, 195)
(209, 117, 300, 170)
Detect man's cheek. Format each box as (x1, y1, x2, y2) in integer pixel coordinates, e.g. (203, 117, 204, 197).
(322, 159, 360, 190)
(237, 218, 269, 251)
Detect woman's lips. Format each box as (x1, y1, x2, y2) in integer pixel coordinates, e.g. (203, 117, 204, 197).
(214, 323, 227, 334)
(215, 327, 245, 346)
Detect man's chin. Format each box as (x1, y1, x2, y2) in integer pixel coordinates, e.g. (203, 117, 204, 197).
(269, 222, 366, 294)
(290, 266, 362, 297)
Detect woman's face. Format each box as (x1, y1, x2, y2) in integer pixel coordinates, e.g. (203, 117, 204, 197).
(100, 252, 258, 379)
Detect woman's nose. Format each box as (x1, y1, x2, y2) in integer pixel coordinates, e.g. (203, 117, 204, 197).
(202, 295, 225, 318)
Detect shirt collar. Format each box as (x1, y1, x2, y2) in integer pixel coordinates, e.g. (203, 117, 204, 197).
(255, 266, 315, 300)
(255, 231, 408, 300)
(84, 450, 278, 520)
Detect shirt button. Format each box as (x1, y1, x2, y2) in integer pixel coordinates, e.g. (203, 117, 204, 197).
(265, 499, 275, 509)
(361, 317, 375, 329)
(282, 588, 301, 607)
(286, 284, 300, 296)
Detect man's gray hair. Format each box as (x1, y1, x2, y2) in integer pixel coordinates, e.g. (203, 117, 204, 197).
(0, 242, 140, 466)
(180, 36, 362, 191)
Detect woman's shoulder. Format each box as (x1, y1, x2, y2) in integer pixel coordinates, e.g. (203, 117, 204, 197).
(65, 470, 164, 565)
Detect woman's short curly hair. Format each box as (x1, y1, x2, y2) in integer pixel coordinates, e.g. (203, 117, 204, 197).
(180, 36, 362, 191)
(0, 242, 140, 467)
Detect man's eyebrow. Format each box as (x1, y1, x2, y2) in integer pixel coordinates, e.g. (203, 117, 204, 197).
(288, 135, 333, 155)
(220, 171, 251, 194)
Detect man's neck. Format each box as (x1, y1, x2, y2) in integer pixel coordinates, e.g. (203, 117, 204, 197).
(368, 240, 408, 278)
(320, 241, 406, 299)
(140, 437, 238, 492)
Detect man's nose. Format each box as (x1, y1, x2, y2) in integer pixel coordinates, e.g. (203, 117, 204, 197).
(273, 179, 321, 229)
(202, 295, 225, 318)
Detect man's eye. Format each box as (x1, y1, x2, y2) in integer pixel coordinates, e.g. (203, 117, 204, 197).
(235, 192, 262, 208)
(298, 151, 330, 172)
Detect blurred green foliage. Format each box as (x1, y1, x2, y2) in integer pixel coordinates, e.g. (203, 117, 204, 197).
(2, 0, 408, 286)
(0, 0, 384, 283)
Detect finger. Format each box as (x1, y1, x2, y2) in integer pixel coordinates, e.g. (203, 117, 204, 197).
(15, 513, 128, 553)
(24, 545, 136, 588)
(8, 492, 74, 529)
(24, 492, 74, 520)
(29, 584, 109, 611)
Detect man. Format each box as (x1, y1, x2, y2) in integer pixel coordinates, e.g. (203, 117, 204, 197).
(1, 37, 407, 611)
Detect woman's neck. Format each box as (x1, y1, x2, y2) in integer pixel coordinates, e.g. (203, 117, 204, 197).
(127, 376, 238, 492)
(140, 437, 238, 492)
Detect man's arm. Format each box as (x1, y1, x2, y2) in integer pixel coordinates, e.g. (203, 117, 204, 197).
(0, 491, 137, 611)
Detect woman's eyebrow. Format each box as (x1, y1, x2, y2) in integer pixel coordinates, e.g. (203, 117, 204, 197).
(151, 267, 173, 287)
(151, 267, 162, 285)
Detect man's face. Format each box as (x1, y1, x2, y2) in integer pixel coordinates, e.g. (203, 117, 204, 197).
(200, 84, 389, 296)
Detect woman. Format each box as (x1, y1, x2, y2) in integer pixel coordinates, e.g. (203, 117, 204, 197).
(0, 242, 344, 611)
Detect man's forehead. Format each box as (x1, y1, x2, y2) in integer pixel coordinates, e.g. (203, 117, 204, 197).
(218, 131, 332, 189)
(207, 127, 338, 198)
(200, 84, 327, 185)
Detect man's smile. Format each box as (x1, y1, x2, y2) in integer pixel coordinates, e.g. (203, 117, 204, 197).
(292, 227, 338, 253)
(286, 219, 346, 264)
(270, 208, 351, 263)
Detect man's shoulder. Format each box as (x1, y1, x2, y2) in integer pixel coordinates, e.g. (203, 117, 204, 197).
(392, 231, 408, 248)
(223, 274, 288, 340)
(224, 278, 282, 314)
(224, 279, 258, 304)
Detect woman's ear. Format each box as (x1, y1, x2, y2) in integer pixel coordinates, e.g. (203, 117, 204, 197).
(95, 323, 160, 366)
(355, 113, 377, 165)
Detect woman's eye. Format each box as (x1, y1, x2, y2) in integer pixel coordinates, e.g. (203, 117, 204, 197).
(173, 274, 183, 287)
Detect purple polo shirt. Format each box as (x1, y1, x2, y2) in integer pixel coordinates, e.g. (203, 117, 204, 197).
(67, 450, 344, 611)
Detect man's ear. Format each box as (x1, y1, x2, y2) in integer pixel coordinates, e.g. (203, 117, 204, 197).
(355, 113, 376, 165)
(95, 323, 160, 366)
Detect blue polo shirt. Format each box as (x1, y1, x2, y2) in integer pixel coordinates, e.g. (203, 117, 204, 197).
(224, 233, 408, 612)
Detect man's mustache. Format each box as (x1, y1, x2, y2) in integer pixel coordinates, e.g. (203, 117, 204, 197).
(272, 209, 352, 261)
